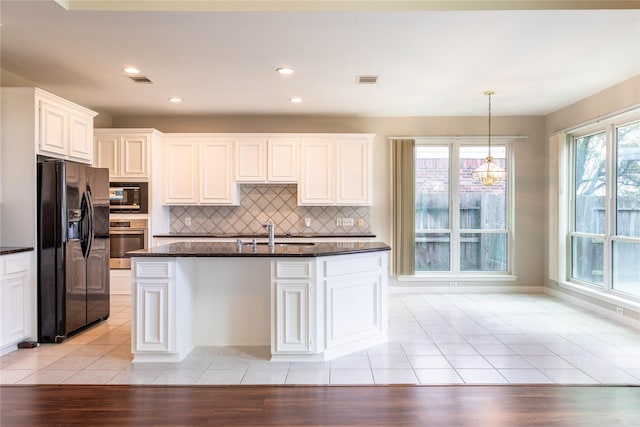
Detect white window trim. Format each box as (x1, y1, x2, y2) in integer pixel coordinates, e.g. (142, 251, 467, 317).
(411, 136, 517, 279)
(557, 108, 640, 302)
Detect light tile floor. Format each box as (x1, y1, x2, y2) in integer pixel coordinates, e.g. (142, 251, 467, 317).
(1, 293, 639, 385)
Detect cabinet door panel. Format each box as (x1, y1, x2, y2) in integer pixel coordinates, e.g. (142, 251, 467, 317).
(236, 139, 266, 182)
(122, 136, 148, 177)
(0, 275, 29, 347)
(336, 138, 371, 205)
(299, 140, 334, 205)
(164, 140, 198, 204)
(325, 273, 382, 348)
(39, 100, 68, 156)
(268, 139, 298, 182)
(135, 281, 171, 352)
(94, 136, 120, 176)
(68, 113, 93, 162)
(274, 282, 311, 353)
(201, 140, 237, 204)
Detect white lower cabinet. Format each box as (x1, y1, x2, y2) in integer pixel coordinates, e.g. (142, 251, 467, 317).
(272, 260, 315, 354)
(0, 252, 32, 355)
(135, 281, 172, 353)
(271, 252, 388, 360)
(131, 260, 190, 361)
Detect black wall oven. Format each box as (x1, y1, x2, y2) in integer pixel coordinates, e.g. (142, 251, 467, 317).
(109, 182, 148, 214)
(109, 218, 147, 269)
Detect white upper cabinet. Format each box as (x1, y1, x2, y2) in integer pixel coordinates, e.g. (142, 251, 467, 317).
(235, 139, 267, 182)
(39, 99, 68, 157)
(299, 139, 334, 205)
(163, 137, 239, 205)
(299, 135, 373, 206)
(163, 138, 199, 204)
(160, 133, 371, 206)
(37, 89, 97, 164)
(268, 138, 298, 182)
(235, 138, 299, 183)
(200, 139, 238, 204)
(94, 135, 119, 176)
(122, 135, 148, 177)
(336, 137, 372, 205)
(69, 113, 94, 161)
(94, 129, 156, 180)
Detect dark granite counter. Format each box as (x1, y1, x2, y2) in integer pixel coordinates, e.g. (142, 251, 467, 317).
(153, 233, 376, 239)
(129, 241, 390, 258)
(0, 247, 34, 256)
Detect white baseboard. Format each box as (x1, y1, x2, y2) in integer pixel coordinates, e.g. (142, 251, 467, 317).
(545, 287, 640, 330)
(389, 285, 545, 294)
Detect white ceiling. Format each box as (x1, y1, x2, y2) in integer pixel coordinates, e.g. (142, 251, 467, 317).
(1, 0, 639, 117)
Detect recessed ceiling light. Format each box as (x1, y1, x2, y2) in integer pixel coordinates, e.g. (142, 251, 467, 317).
(289, 97, 302, 103)
(123, 67, 141, 74)
(168, 97, 182, 103)
(277, 67, 294, 75)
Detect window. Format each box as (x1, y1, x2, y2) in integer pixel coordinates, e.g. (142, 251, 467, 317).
(569, 118, 640, 298)
(415, 140, 511, 275)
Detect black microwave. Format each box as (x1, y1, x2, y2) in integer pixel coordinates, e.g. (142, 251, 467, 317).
(109, 182, 148, 213)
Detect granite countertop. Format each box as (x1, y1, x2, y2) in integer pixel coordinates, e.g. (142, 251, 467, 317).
(128, 241, 390, 258)
(0, 247, 34, 256)
(153, 233, 376, 239)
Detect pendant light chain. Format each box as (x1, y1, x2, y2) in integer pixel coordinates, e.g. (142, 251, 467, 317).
(485, 90, 494, 158)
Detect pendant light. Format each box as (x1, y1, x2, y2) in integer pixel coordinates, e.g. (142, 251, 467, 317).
(472, 90, 507, 186)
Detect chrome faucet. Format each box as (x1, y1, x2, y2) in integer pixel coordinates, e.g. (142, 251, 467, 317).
(263, 219, 275, 248)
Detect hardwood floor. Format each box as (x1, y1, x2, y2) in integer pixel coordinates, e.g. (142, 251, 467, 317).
(1, 385, 638, 426)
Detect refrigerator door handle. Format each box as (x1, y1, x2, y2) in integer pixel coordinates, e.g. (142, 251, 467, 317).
(85, 190, 95, 258)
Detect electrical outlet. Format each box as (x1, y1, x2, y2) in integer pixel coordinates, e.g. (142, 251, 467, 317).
(616, 307, 624, 316)
(185, 217, 191, 226)
(336, 218, 342, 227)
(304, 218, 311, 227)
(449, 281, 458, 287)
(357, 218, 364, 227)
(343, 218, 354, 226)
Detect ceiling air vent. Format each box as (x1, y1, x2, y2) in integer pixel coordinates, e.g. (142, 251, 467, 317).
(128, 75, 153, 84)
(356, 75, 379, 85)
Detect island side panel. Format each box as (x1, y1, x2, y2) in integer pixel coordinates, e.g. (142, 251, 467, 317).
(190, 257, 271, 346)
(321, 252, 388, 360)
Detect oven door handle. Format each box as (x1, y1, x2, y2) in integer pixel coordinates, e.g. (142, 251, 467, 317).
(109, 230, 146, 234)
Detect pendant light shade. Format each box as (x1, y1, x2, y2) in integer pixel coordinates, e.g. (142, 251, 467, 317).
(472, 91, 506, 186)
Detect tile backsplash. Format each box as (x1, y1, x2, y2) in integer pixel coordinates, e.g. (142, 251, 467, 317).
(170, 184, 371, 235)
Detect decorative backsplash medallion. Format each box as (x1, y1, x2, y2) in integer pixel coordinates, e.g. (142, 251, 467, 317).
(169, 184, 371, 235)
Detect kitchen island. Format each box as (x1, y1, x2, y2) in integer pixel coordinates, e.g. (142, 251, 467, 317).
(128, 241, 390, 362)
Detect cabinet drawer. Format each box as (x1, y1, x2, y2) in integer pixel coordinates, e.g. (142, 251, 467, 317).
(134, 261, 172, 278)
(275, 261, 312, 279)
(324, 254, 382, 277)
(1, 253, 29, 276)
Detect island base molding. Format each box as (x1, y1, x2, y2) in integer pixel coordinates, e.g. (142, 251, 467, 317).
(130, 251, 388, 362)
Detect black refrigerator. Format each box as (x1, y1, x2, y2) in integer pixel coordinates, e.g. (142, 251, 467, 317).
(37, 159, 110, 343)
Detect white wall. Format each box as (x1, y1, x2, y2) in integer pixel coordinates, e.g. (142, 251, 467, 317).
(113, 114, 547, 287)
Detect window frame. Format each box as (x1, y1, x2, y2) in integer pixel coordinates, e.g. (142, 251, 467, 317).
(413, 137, 515, 279)
(567, 113, 640, 301)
